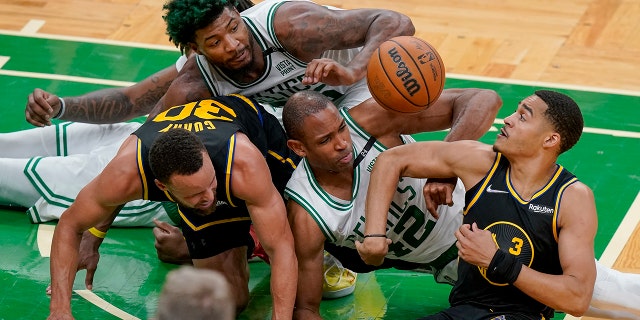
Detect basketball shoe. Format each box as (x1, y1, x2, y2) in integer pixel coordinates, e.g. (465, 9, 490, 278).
(322, 252, 357, 299)
(248, 226, 357, 298)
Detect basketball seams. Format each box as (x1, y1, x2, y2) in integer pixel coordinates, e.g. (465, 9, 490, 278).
(384, 39, 423, 110)
(400, 38, 432, 109)
(368, 47, 387, 112)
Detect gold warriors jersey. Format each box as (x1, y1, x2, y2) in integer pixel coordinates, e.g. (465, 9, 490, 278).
(451, 153, 578, 318)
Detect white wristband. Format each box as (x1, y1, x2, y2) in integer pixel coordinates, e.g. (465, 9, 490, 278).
(53, 97, 66, 119)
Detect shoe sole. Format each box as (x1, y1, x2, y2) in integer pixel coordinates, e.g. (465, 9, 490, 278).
(322, 284, 356, 299)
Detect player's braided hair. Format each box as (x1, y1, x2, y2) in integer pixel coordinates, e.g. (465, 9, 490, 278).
(535, 90, 584, 154)
(283, 91, 336, 140)
(149, 128, 207, 183)
(163, 0, 240, 54)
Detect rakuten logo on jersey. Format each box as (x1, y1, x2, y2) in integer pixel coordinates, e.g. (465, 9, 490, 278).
(528, 204, 554, 215)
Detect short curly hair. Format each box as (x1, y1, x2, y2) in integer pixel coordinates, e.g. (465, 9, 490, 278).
(535, 90, 583, 154)
(149, 129, 207, 183)
(163, 0, 239, 53)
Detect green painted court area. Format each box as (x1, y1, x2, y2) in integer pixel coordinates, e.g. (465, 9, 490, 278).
(0, 33, 638, 319)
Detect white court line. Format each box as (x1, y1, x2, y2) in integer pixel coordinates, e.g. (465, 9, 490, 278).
(562, 191, 640, 320)
(0, 56, 9, 68)
(74, 290, 140, 320)
(36, 224, 55, 257)
(448, 73, 640, 98)
(37, 224, 136, 319)
(20, 20, 45, 34)
(0, 29, 178, 52)
(0, 69, 135, 87)
(597, 191, 640, 267)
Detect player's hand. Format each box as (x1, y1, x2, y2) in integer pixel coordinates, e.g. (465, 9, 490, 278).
(26, 88, 62, 127)
(77, 229, 104, 290)
(455, 223, 498, 268)
(153, 219, 191, 265)
(45, 229, 103, 296)
(355, 236, 391, 266)
(302, 58, 358, 86)
(423, 177, 457, 219)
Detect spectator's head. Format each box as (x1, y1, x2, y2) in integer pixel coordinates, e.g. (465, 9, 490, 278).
(156, 266, 234, 320)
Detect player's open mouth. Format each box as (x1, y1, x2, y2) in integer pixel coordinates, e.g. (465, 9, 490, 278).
(339, 152, 353, 164)
(499, 128, 508, 138)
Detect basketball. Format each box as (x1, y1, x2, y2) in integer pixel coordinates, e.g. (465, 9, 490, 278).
(366, 36, 445, 113)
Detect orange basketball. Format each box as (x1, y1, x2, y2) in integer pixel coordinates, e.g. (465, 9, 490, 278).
(366, 36, 445, 113)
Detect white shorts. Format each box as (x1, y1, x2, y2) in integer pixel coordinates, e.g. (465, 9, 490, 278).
(0, 122, 177, 227)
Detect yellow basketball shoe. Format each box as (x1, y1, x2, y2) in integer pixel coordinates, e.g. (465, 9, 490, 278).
(322, 252, 357, 299)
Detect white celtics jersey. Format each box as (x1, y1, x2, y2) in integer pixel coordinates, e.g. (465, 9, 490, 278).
(285, 108, 464, 264)
(196, 0, 371, 109)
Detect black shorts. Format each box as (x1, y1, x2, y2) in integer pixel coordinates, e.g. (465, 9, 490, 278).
(178, 205, 253, 260)
(418, 304, 547, 320)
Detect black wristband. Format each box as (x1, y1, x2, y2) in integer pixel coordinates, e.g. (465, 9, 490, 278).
(487, 249, 522, 284)
(363, 234, 387, 238)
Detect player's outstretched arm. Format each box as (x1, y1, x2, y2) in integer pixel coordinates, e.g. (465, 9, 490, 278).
(27, 64, 178, 127)
(287, 200, 325, 320)
(48, 137, 143, 319)
(274, 1, 414, 86)
(396, 88, 502, 139)
(231, 134, 298, 320)
(356, 140, 493, 265)
(396, 88, 502, 216)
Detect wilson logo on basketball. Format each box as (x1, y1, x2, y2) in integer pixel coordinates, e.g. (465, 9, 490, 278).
(387, 46, 420, 96)
(366, 36, 445, 113)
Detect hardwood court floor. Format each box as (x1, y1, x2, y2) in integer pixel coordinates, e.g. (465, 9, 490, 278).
(0, 0, 638, 319)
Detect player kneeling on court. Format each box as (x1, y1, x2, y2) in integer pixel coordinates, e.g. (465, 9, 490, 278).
(48, 95, 300, 319)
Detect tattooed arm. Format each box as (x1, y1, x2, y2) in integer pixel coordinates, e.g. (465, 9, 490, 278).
(146, 57, 212, 121)
(25, 64, 178, 126)
(273, 2, 414, 86)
